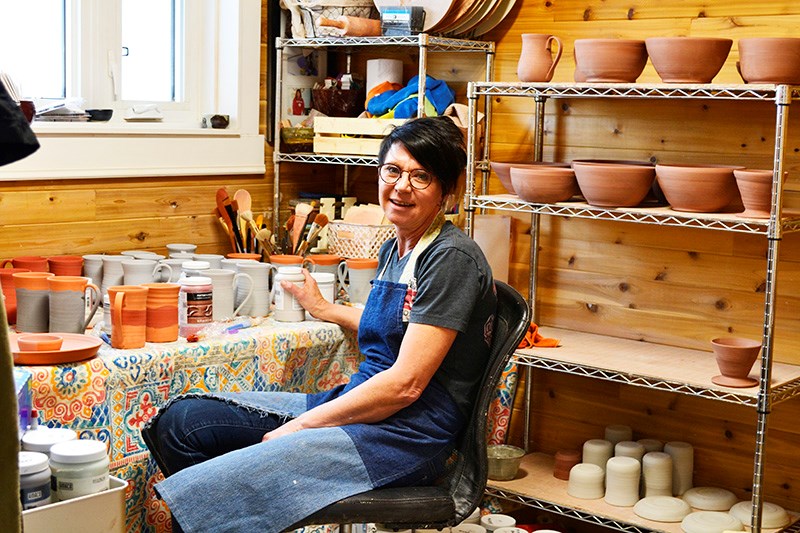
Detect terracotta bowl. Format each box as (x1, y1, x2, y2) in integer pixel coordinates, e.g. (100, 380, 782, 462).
(738, 38, 800, 84)
(574, 39, 648, 83)
(571, 161, 656, 207)
(645, 37, 732, 83)
(490, 161, 571, 194)
(733, 168, 786, 219)
(17, 334, 64, 352)
(510, 166, 579, 203)
(655, 164, 743, 213)
(711, 337, 761, 388)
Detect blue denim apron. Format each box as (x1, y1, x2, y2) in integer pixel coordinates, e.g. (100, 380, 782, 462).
(154, 215, 463, 532)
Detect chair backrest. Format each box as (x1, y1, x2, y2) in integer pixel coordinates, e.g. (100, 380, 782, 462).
(444, 280, 530, 522)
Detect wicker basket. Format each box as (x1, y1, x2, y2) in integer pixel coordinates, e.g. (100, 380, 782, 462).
(327, 221, 396, 259)
(282, 0, 378, 38)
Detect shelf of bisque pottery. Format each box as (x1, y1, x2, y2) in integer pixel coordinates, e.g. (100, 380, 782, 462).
(514, 328, 800, 407)
(470, 194, 800, 235)
(485, 452, 798, 533)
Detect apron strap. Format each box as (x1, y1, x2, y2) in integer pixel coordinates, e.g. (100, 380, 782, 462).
(378, 212, 445, 285)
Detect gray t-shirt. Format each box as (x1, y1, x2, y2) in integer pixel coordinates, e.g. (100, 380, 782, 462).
(377, 222, 497, 416)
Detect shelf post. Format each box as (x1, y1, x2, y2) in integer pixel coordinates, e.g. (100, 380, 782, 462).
(465, 82, 478, 238)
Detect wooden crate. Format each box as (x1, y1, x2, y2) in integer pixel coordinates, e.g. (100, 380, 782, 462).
(313, 117, 406, 156)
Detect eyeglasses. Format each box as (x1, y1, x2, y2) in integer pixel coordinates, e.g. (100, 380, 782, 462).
(378, 164, 434, 190)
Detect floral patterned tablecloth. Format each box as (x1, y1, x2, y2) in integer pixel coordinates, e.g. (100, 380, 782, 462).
(21, 317, 518, 533)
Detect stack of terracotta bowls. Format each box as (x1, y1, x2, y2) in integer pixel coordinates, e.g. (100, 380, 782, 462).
(490, 161, 571, 195)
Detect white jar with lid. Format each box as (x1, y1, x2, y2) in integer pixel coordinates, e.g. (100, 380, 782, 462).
(19, 451, 52, 509)
(22, 426, 78, 455)
(178, 276, 213, 337)
(49, 439, 110, 501)
(272, 266, 305, 322)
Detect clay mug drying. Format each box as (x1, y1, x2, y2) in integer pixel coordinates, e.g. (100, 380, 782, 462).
(107, 285, 149, 349)
(268, 254, 316, 271)
(121, 259, 173, 285)
(308, 254, 343, 290)
(82, 254, 105, 286)
(517, 34, 563, 82)
(204, 268, 254, 321)
(337, 258, 378, 306)
(2, 255, 49, 272)
(234, 261, 272, 317)
(100, 255, 127, 296)
(13, 272, 55, 333)
(48, 255, 84, 276)
(0, 267, 31, 324)
(141, 283, 180, 343)
(193, 254, 225, 269)
(47, 276, 101, 334)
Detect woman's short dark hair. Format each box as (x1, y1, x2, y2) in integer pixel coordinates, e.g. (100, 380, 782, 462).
(377, 116, 467, 197)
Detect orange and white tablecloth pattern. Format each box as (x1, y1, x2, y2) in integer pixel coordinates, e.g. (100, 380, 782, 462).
(21, 317, 519, 533)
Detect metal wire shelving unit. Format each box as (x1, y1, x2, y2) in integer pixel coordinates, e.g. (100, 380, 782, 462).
(272, 34, 495, 236)
(464, 81, 800, 532)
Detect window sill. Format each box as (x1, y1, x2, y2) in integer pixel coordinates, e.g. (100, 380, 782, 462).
(0, 122, 266, 181)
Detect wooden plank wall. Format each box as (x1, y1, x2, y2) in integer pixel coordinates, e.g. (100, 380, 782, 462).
(479, 0, 800, 514)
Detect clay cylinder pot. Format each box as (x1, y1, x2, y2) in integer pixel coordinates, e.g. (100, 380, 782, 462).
(574, 39, 648, 83)
(553, 449, 582, 480)
(517, 34, 563, 82)
(738, 38, 800, 84)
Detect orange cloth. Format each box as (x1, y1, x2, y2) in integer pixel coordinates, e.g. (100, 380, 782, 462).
(365, 80, 403, 111)
(518, 323, 560, 348)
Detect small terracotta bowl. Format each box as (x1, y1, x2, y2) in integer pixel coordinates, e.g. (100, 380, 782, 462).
(655, 164, 743, 213)
(487, 444, 526, 481)
(17, 334, 64, 352)
(733, 168, 786, 219)
(490, 161, 570, 195)
(510, 166, 579, 203)
(572, 161, 656, 207)
(645, 37, 732, 83)
(574, 39, 648, 83)
(738, 38, 800, 84)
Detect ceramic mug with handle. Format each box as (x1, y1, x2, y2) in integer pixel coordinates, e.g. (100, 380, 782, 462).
(107, 285, 149, 349)
(48, 276, 101, 334)
(337, 258, 378, 306)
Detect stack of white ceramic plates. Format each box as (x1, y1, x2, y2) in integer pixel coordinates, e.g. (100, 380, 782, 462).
(680, 511, 744, 533)
(729, 500, 791, 529)
(633, 496, 691, 522)
(682, 487, 738, 511)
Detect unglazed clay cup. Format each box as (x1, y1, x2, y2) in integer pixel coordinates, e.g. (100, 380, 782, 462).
(17, 333, 64, 351)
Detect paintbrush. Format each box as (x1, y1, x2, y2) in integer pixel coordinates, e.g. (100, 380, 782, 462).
(296, 213, 329, 256)
(291, 203, 314, 255)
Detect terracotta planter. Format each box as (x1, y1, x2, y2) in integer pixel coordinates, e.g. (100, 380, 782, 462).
(490, 161, 571, 194)
(645, 37, 732, 83)
(510, 166, 578, 203)
(574, 39, 648, 83)
(572, 161, 656, 207)
(733, 168, 787, 219)
(710, 337, 761, 388)
(517, 33, 563, 82)
(655, 164, 743, 213)
(738, 38, 800, 84)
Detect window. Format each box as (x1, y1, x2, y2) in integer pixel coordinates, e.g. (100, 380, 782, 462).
(0, 0, 265, 180)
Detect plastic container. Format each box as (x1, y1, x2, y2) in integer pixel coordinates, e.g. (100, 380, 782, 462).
(22, 426, 78, 455)
(49, 439, 110, 501)
(272, 266, 305, 322)
(19, 451, 52, 509)
(178, 276, 213, 337)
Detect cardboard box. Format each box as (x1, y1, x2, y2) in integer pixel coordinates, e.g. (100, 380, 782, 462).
(313, 117, 406, 156)
(22, 476, 127, 533)
(14, 368, 32, 441)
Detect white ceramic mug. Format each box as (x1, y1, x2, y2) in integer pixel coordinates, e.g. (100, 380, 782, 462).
(204, 268, 254, 320)
(235, 261, 272, 317)
(166, 243, 197, 255)
(337, 258, 378, 306)
(82, 254, 105, 286)
(100, 255, 127, 296)
(159, 258, 187, 282)
(122, 259, 173, 285)
(193, 254, 225, 269)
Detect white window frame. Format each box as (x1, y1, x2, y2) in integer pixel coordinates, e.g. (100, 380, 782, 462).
(0, 0, 265, 181)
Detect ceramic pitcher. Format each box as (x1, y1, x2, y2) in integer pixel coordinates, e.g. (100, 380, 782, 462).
(517, 33, 563, 82)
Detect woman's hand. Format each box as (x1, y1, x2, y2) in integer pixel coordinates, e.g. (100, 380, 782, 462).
(262, 418, 304, 442)
(280, 268, 330, 319)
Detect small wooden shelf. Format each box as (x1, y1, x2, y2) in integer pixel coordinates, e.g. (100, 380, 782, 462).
(515, 328, 800, 407)
(486, 453, 797, 533)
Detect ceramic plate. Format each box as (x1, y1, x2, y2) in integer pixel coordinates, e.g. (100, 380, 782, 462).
(682, 487, 738, 511)
(633, 496, 691, 523)
(372, 0, 456, 32)
(729, 500, 790, 529)
(11, 333, 103, 365)
(471, 0, 518, 36)
(680, 511, 744, 533)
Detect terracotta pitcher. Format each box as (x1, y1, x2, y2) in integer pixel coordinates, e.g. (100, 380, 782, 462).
(517, 34, 563, 82)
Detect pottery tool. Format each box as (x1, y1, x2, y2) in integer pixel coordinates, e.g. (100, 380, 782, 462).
(216, 188, 244, 252)
(292, 203, 314, 251)
(233, 189, 253, 248)
(293, 211, 317, 254)
(255, 227, 274, 261)
(296, 213, 329, 256)
(214, 205, 238, 253)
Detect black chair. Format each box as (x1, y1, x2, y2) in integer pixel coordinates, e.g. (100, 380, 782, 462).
(287, 281, 531, 532)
